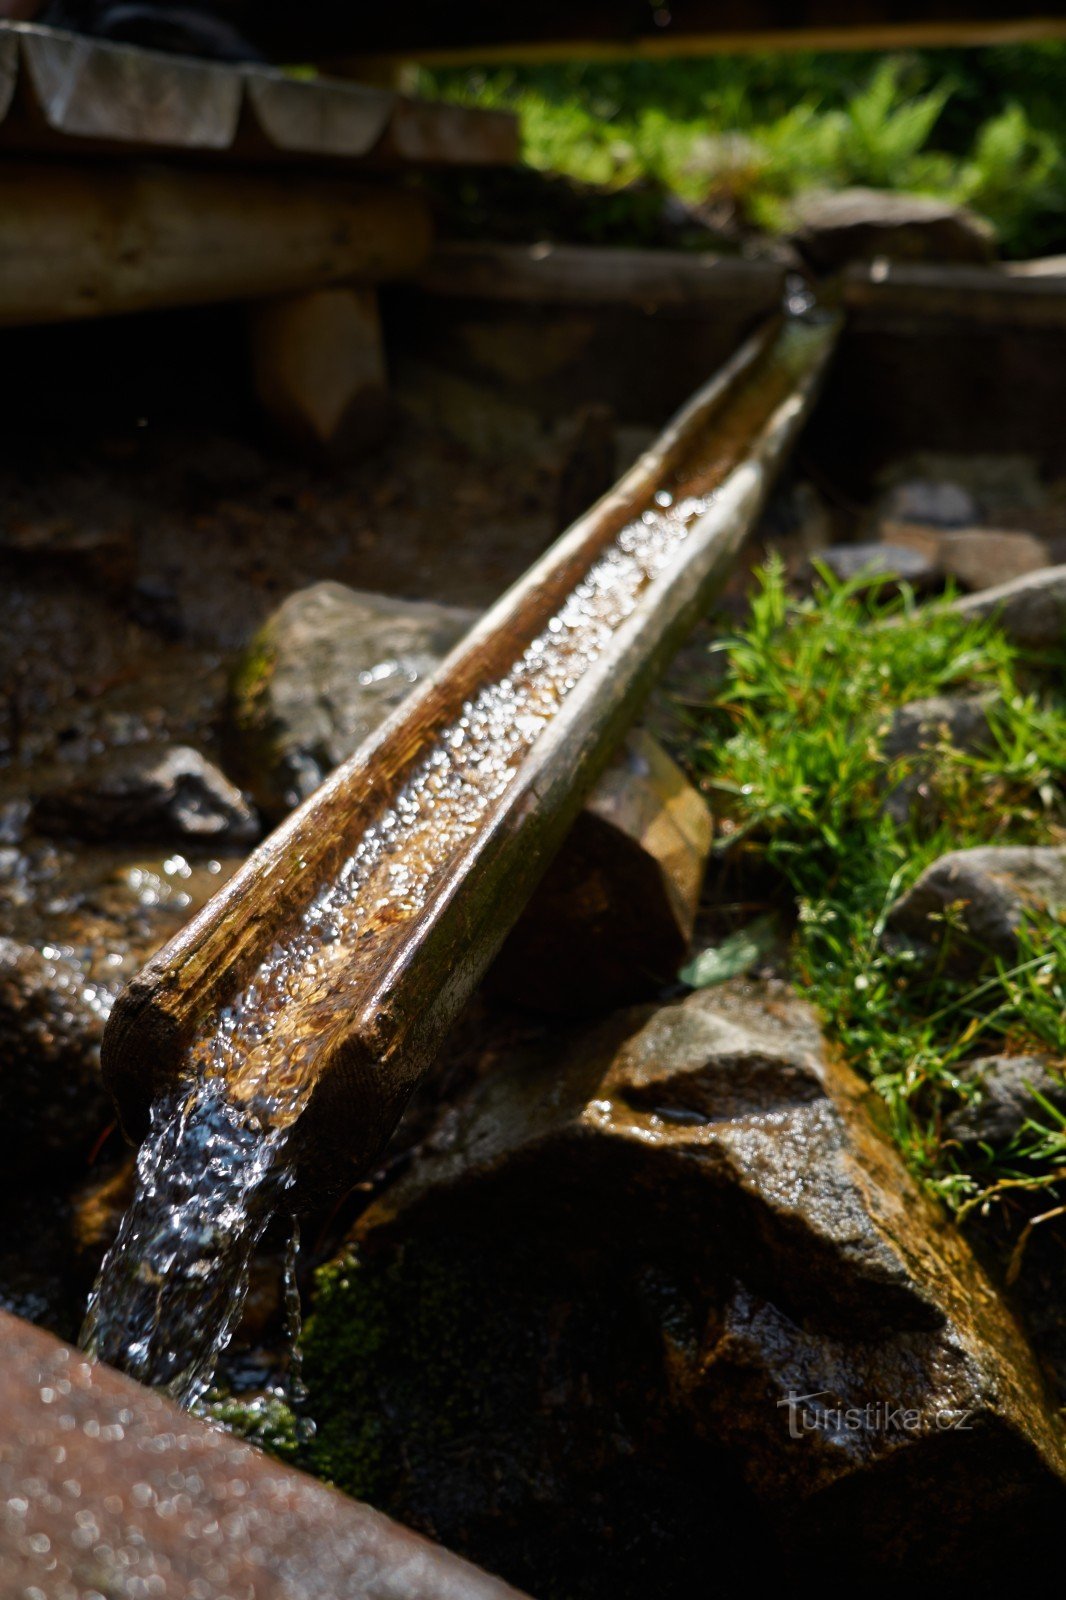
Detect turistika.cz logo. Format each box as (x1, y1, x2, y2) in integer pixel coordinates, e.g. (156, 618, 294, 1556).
(778, 1390, 974, 1440)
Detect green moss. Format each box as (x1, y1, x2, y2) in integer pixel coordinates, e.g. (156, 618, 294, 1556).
(201, 1391, 304, 1463)
(301, 1238, 530, 1503)
(678, 561, 1066, 1220)
(229, 635, 277, 722)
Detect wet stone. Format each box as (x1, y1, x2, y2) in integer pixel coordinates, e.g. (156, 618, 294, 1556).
(0, 845, 242, 1170)
(32, 743, 259, 846)
(302, 979, 1066, 1597)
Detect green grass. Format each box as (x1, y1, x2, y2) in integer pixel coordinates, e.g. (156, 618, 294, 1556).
(419, 46, 1066, 256)
(680, 561, 1066, 1227)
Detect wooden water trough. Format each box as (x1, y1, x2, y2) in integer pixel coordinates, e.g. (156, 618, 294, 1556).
(101, 307, 840, 1205)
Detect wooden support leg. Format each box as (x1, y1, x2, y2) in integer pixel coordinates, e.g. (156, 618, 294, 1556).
(248, 286, 389, 461)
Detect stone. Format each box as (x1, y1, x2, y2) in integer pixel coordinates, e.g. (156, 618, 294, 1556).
(0, 845, 242, 1169)
(248, 287, 390, 462)
(488, 730, 713, 1015)
(946, 1055, 1066, 1154)
(790, 187, 997, 270)
(0, 1312, 523, 1600)
(304, 980, 1066, 1595)
(879, 478, 979, 529)
(954, 564, 1066, 647)
(228, 581, 478, 818)
(880, 693, 997, 827)
(810, 541, 940, 592)
(32, 743, 258, 845)
(886, 846, 1066, 969)
(884, 523, 1050, 592)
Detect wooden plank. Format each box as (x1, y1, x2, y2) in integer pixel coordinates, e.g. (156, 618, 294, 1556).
(842, 259, 1066, 330)
(0, 161, 432, 326)
(418, 241, 786, 310)
(285, 2, 1066, 64)
(383, 95, 519, 166)
(244, 67, 395, 157)
(0, 21, 517, 166)
(15, 21, 240, 147)
(101, 311, 840, 1205)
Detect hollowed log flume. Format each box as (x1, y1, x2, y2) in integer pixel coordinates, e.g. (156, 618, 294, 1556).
(85, 307, 840, 1401)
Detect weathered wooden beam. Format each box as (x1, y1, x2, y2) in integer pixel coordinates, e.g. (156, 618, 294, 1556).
(0, 161, 432, 326)
(102, 310, 840, 1206)
(842, 259, 1066, 330)
(417, 241, 786, 312)
(0, 1310, 527, 1599)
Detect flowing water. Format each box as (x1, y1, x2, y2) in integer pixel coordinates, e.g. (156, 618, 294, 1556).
(82, 326, 817, 1404)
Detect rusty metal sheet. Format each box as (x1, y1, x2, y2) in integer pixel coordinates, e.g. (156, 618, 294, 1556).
(0, 1310, 527, 1600)
(245, 68, 395, 157)
(15, 21, 241, 148)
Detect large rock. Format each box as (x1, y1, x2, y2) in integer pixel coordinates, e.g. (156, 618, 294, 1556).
(32, 744, 258, 846)
(791, 188, 997, 270)
(886, 846, 1066, 969)
(229, 582, 478, 817)
(954, 564, 1066, 647)
(303, 980, 1066, 1596)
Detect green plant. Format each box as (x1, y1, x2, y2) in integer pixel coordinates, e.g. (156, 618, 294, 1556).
(681, 562, 1066, 1222)
(418, 46, 1066, 256)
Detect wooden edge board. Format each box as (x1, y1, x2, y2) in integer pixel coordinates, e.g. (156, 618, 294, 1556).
(0, 20, 517, 165)
(417, 240, 787, 308)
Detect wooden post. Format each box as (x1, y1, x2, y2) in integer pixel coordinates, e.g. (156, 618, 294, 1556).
(248, 287, 389, 460)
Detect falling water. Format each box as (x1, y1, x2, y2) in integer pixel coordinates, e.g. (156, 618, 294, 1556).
(81, 325, 815, 1402)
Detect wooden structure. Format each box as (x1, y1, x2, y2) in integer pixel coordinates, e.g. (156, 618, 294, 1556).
(0, 21, 517, 164)
(102, 311, 840, 1205)
(243, 0, 1066, 63)
(0, 21, 516, 450)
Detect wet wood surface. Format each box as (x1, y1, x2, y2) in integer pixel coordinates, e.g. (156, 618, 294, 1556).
(102, 312, 841, 1203)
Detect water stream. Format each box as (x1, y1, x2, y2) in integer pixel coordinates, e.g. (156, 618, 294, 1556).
(81, 330, 810, 1404)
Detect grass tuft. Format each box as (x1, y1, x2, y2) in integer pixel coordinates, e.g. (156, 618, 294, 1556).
(681, 560, 1066, 1222)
